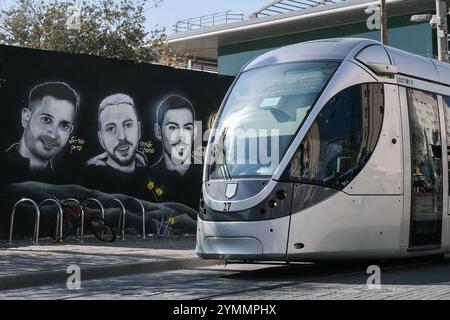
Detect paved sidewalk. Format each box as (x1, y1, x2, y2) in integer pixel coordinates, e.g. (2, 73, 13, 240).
(0, 235, 220, 290)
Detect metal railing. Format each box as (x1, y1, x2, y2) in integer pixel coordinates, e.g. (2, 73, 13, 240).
(9, 198, 40, 245)
(82, 198, 105, 238)
(7, 197, 161, 243)
(173, 10, 244, 33)
(249, 0, 347, 18)
(126, 197, 146, 239)
(39, 199, 64, 243)
(104, 198, 126, 240)
(186, 58, 219, 73)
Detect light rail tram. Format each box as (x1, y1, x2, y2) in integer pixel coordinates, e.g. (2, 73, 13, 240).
(197, 38, 450, 261)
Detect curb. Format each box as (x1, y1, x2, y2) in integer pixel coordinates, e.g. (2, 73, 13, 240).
(0, 257, 223, 291)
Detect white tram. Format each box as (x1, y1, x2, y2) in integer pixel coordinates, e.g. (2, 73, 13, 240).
(197, 38, 450, 261)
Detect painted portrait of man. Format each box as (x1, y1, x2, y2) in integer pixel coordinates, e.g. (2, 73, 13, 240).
(83, 93, 148, 194)
(87, 93, 147, 173)
(152, 95, 198, 176)
(2, 82, 79, 183)
(145, 95, 203, 209)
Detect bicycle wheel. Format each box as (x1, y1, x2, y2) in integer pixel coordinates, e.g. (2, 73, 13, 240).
(89, 219, 116, 243)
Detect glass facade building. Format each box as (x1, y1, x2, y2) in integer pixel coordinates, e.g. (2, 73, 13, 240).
(168, 0, 444, 76)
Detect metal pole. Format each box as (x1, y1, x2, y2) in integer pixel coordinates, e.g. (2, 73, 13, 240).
(380, 0, 388, 44)
(125, 198, 146, 239)
(106, 198, 126, 240)
(39, 199, 64, 243)
(82, 198, 105, 239)
(9, 199, 40, 245)
(436, 0, 449, 62)
(62, 199, 84, 243)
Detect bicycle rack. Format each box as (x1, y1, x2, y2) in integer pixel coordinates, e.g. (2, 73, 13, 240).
(81, 198, 105, 238)
(153, 203, 173, 236)
(61, 198, 85, 243)
(127, 197, 146, 239)
(39, 199, 64, 244)
(9, 198, 41, 245)
(104, 198, 126, 240)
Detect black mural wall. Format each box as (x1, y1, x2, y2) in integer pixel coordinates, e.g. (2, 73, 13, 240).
(0, 45, 234, 238)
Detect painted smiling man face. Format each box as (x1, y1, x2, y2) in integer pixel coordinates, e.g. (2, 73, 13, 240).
(98, 103, 140, 170)
(21, 95, 75, 164)
(160, 108, 195, 166)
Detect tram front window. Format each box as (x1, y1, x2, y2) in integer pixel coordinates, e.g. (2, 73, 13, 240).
(208, 61, 340, 179)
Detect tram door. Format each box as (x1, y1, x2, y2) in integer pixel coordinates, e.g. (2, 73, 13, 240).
(407, 88, 443, 248)
(443, 96, 450, 246)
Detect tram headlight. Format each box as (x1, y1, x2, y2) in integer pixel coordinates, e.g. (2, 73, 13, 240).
(268, 200, 278, 208)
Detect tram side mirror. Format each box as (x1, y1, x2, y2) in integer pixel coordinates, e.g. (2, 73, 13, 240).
(365, 63, 398, 77)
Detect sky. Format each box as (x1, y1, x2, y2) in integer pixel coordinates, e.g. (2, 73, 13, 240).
(1, 0, 271, 35)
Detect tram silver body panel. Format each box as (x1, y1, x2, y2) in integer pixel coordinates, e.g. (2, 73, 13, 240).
(197, 216, 290, 260)
(197, 38, 450, 261)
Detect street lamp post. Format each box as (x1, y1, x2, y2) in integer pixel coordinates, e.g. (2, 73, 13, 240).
(411, 0, 449, 62)
(380, 0, 388, 44)
(436, 0, 449, 62)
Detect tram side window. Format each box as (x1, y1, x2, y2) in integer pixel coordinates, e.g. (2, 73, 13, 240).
(282, 83, 384, 190)
(443, 96, 450, 194)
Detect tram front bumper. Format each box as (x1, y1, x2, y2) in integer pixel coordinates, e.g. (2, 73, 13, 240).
(196, 217, 290, 261)
(197, 236, 264, 260)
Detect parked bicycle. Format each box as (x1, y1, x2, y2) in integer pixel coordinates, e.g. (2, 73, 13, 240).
(51, 199, 116, 242)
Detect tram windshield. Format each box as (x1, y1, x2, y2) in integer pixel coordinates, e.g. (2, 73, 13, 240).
(208, 61, 340, 179)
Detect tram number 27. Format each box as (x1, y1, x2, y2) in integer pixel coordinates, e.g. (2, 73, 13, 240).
(223, 202, 231, 211)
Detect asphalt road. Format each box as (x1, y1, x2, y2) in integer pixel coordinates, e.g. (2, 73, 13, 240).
(2, 257, 450, 300)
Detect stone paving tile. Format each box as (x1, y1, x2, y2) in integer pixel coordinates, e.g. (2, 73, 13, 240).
(0, 267, 226, 300)
(3, 259, 450, 300)
(0, 235, 197, 276)
(207, 262, 450, 300)
(426, 290, 450, 300)
(222, 283, 450, 300)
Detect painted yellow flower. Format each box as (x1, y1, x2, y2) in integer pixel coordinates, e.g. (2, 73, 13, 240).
(155, 188, 164, 196)
(147, 181, 155, 190)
